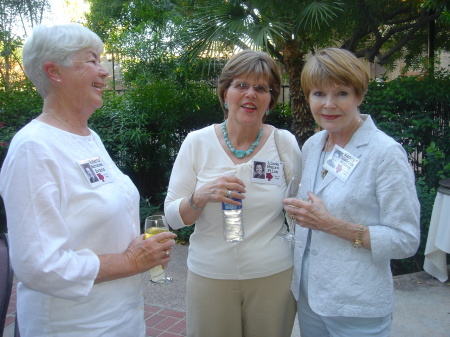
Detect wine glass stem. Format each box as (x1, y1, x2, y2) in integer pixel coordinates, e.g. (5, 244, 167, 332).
(290, 219, 295, 237)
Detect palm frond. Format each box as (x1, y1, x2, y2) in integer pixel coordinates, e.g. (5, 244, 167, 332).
(181, 1, 285, 60)
(296, 1, 344, 30)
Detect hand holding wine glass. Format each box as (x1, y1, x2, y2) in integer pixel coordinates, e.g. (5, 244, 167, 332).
(144, 215, 173, 285)
(279, 176, 302, 242)
(282, 177, 313, 243)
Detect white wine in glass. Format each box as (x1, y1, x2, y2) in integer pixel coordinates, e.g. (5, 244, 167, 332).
(144, 215, 173, 285)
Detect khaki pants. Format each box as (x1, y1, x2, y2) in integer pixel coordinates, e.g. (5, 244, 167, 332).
(186, 268, 296, 337)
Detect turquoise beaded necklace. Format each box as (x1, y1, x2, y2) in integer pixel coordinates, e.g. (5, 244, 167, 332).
(221, 120, 263, 158)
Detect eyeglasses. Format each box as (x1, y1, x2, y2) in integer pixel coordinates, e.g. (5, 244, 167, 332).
(231, 81, 272, 94)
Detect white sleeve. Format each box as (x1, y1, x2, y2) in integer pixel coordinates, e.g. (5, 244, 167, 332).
(1, 139, 99, 300)
(369, 142, 421, 261)
(276, 129, 302, 180)
(164, 132, 199, 229)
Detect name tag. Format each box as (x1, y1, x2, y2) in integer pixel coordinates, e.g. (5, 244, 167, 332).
(78, 157, 113, 187)
(251, 158, 283, 185)
(322, 145, 359, 182)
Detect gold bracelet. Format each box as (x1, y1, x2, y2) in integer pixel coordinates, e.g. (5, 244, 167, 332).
(189, 192, 203, 211)
(352, 224, 364, 248)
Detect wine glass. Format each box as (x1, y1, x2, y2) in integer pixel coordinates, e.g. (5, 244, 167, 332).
(144, 215, 173, 285)
(279, 176, 302, 242)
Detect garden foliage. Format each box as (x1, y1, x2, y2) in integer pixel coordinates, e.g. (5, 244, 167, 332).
(361, 69, 450, 274)
(89, 79, 223, 208)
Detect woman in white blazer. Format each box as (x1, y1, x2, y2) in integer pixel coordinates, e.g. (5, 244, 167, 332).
(283, 48, 420, 337)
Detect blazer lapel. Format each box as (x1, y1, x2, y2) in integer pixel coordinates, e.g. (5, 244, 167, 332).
(315, 115, 376, 195)
(305, 132, 335, 195)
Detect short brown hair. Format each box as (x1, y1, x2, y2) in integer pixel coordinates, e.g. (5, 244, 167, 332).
(301, 48, 369, 100)
(218, 50, 281, 119)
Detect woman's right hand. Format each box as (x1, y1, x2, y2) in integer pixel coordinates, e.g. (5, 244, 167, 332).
(191, 174, 246, 208)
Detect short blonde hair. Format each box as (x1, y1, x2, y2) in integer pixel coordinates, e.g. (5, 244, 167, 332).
(301, 48, 369, 100)
(218, 50, 281, 119)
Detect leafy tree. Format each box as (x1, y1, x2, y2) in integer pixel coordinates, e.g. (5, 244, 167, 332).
(176, 0, 449, 144)
(85, 0, 223, 92)
(85, 0, 449, 144)
(0, 0, 50, 91)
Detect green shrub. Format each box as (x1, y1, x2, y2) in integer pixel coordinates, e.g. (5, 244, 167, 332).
(265, 102, 293, 131)
(361, 69, 450, 275)
(0, 80, 42, 163)
(89, 78, 223, 209)
(0, 80, 43, 233)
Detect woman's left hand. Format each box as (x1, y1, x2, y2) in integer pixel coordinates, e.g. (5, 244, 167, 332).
(283, 192, 337, 233)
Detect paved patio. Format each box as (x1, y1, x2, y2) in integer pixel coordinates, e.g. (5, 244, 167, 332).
(3, 282, 187, 337)
(4, 244, 450, 337)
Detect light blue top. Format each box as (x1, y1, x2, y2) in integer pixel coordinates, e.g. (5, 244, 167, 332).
(292, 114, 420, 317)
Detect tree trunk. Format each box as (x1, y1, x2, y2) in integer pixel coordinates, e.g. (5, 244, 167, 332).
(283, 41, 315, 146)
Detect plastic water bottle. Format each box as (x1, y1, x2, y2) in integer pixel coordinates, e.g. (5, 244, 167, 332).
(222, 170, 244, 243)
(222, 196, 244, 243)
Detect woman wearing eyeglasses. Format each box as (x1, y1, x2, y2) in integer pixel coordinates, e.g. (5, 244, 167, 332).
(165, 50, 302, 337)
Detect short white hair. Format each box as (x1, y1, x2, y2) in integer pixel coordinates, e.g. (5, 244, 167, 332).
(22, 23, 104, 98)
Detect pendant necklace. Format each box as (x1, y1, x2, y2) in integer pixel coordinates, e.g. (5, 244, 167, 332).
(43, 112, 101, 151)
(321, 137, 330, 179)
(221, 120, 263, 159)
(44, 112, 74, 134)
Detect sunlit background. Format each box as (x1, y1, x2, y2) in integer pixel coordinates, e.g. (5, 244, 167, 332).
(44, 0, 89, 25)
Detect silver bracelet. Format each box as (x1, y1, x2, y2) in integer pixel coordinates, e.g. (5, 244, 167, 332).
(189, 192, 203, 211)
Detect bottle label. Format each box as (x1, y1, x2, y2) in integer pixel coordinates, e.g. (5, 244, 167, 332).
(222, 197, 242, 211)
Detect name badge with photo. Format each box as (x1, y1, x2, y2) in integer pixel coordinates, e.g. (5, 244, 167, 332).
(78, 157, 113, 187)
(322, 145, 359, 182)
(251, 159, 283, 185)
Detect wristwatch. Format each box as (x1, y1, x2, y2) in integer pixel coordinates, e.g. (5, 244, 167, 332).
(352, 224, 364, 248)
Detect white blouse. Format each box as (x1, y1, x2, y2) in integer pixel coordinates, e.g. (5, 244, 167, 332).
(165, 125, 302, 280)
(0, 120, 144, 336)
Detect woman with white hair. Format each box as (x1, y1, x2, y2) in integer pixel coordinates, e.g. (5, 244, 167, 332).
(0, 23, 176, 336)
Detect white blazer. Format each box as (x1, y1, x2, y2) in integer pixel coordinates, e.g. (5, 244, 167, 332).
(292, 115, 420, 317)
